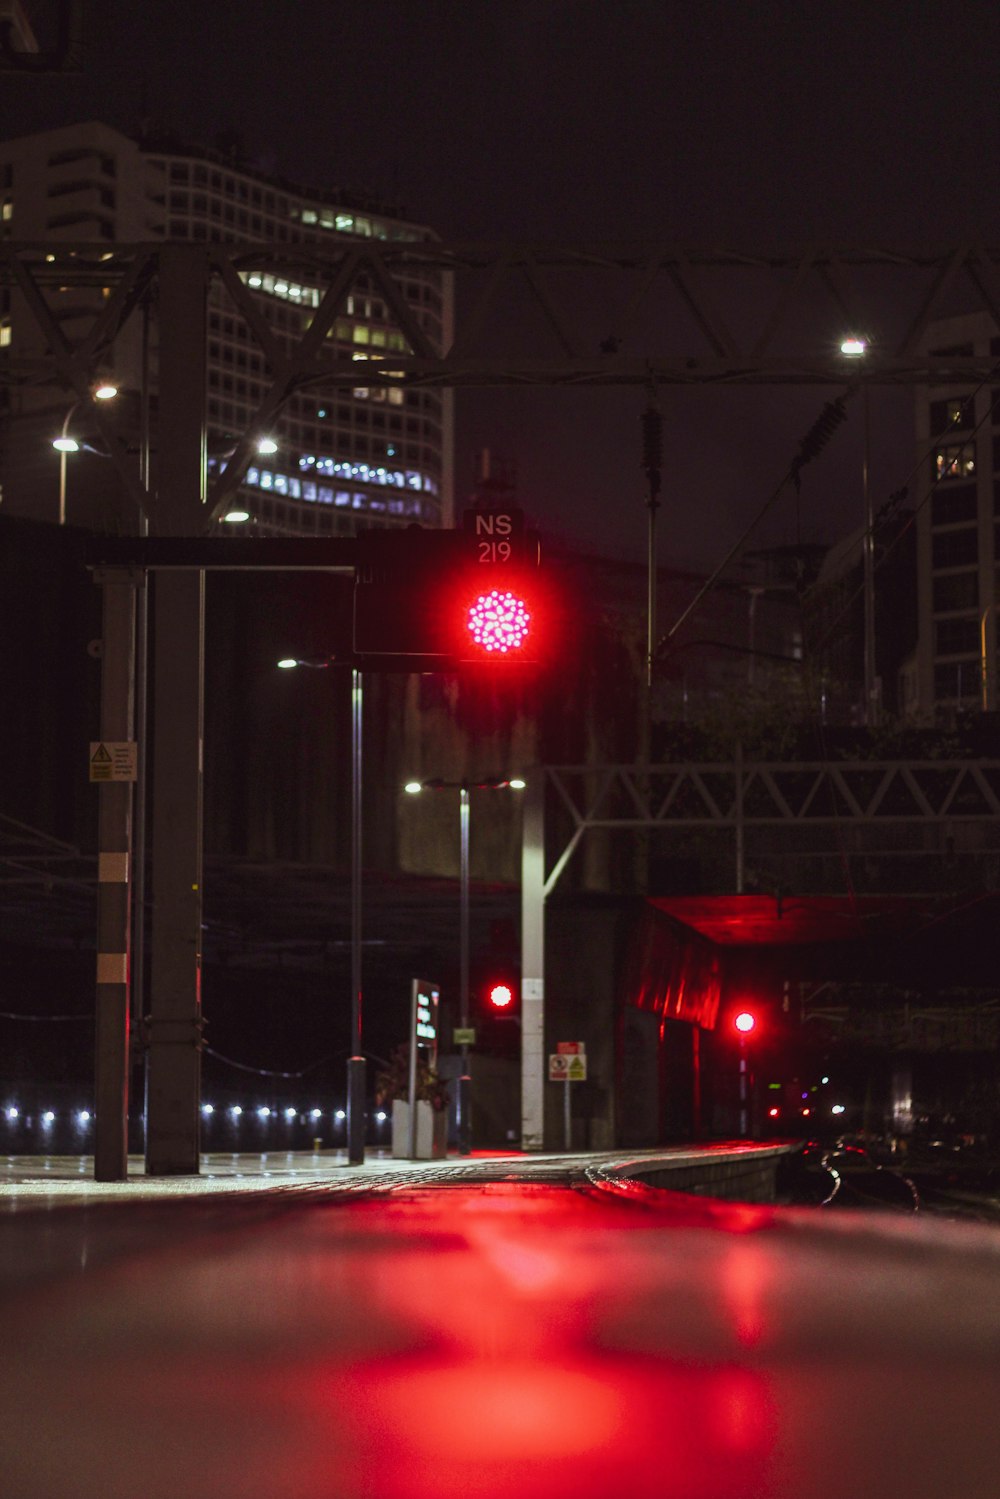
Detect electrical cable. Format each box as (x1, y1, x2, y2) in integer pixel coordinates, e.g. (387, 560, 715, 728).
(658, 387, 856, 652)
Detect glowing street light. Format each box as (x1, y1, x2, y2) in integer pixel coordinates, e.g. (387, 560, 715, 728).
(53, 382, 118, 525)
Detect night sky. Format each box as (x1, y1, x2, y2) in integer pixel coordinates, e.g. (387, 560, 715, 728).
(5, 0, 1000, 569)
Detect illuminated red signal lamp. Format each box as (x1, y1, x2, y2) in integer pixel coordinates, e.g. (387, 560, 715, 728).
(768, 1106, 780, 1119)
(465, 588, 532, 656)
(734, 1010, 756, 1034)
(488, 982, 514, 1010)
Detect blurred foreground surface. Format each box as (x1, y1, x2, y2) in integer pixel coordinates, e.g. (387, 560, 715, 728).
(2, 1149, 1000, 1498)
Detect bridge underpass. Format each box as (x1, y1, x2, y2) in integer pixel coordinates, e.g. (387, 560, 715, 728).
(524, 760, 1000, 1151)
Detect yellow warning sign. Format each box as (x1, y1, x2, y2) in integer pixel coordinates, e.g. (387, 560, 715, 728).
(89, 742, 138, 783)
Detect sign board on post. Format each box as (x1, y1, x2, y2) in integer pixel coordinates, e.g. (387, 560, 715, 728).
(548, 1053, 588, 1082)
(408, 978, 441, 1160)
(550, 1051, 588, 1152)
(412, 978, 440, 1068)
(89, 741, 138, 783)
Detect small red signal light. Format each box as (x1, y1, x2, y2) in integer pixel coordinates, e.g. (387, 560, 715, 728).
(488, 982, 514, 1010)
(466, 589, 531, 655)
(734, 1011, 756, 1034)
(768, 1107, 780, 1119)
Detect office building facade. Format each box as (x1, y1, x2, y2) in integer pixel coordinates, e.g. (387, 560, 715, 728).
(0, 121, 453, 534)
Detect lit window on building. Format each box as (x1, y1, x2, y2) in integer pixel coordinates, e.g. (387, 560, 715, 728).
(934, 444, 976, 480)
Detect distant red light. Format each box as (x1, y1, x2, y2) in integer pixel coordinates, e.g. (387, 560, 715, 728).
(734, 1011, 756, 1034)
(489, 983, 514, 1010)
(768, 1107, 780, 1118)
(467, 589, 531, 654)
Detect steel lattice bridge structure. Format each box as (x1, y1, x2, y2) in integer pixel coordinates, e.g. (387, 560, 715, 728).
(4, 237, 1000, 1173)
(535, 758, 1000, 899)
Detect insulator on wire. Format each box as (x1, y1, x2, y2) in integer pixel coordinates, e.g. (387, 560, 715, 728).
(793, 396, 849, 475)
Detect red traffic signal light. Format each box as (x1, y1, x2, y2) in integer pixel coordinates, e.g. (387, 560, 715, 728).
(465, 588, 532, 657)
(487, 981, 515, 1011)
(734, 1010, 756, 1034)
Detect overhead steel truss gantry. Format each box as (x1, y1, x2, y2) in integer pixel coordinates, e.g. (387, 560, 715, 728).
(4, 238, 1000, 1167)
(531, 759, 1000, 900)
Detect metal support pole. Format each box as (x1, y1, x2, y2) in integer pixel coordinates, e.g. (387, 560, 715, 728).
(93, 568, 138, 1181)
(132, 300, 152, 1117)
(145, 570, 205, 1174)
(738, 1039, 748, 1139)
(563, 1076, 572, 1152)
(456, 786, 472, 1153)
(862, 385, 878, 727)
(521, 772, 545, 1150)
(346, 667, 366, 1164)
(734, 742, 745, 895)
(145, 244, 208, 1175)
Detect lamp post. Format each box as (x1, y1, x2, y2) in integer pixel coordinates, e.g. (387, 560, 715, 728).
(52, 384, 118, 525)
(734, 1010, 756, 1139)
(404, 775, 525, 1154)
(840, 337, 878, 726)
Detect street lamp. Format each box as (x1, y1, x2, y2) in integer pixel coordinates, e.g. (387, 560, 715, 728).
(734, 1009, 756, 1139)
(841, 334, 878, 726)
(52, 384, 118, 525)
(404, 776, 525, 1154)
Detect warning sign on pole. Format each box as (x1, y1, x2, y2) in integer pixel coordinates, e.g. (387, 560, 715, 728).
(89, 742, 138, 783)
(549, 1053, 587, 1082)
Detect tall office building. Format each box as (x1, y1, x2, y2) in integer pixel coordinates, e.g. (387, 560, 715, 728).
(914, 311, 998, 717)
(0, 120, 453, 534)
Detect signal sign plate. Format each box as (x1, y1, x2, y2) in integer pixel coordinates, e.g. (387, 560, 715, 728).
(549, 1054, 588, 1082)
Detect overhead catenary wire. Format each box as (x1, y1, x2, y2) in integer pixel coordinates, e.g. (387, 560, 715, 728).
(658, 388, 855, 651)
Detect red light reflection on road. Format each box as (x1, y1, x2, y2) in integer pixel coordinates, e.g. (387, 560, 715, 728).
(720, 1243, 771, 1349)
(328, 1354, 775, 1499)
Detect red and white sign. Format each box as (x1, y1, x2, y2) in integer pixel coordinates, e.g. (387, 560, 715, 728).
(556, 1041, 585, 1055)
(549, 1053, 587, 1082)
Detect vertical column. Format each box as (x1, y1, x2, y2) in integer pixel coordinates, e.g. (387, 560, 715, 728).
(346, 668, 366, 1165)
(145, 244, 208, 1175)
(94, 569, 138, 1182)
(456, 786, 472, 1154)
(520, 770, 546, 1150)
(146, 570, 205, 1172)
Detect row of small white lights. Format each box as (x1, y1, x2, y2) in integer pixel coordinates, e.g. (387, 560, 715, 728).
(4, 1105, 389, 1124)
(4, 1108, 91, 1124)
(201, 1105, 388, 1123)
